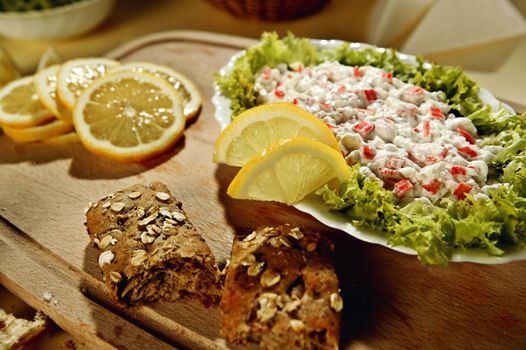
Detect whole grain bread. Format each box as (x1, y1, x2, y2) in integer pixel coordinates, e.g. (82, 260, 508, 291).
(221, 225, 342, 350)
(85, 182, 222, 306)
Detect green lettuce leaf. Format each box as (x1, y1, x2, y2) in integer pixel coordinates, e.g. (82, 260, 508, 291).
(320, 45, 420, 82)
(390, 201, 454, 265)
(411, 64, 482, 117)
(502, 158, 526, 197)
(470, 107, 526, 196)
(316, 164, 398, 230)
(467, 105, 526, 134)
(321, 179, 526, 265)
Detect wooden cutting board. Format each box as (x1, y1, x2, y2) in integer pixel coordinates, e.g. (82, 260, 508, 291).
(1, 31, 525, 350)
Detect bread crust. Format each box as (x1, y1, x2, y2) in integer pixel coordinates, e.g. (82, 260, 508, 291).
(85, 182, 221, 306)
(220, 225, 342, 350)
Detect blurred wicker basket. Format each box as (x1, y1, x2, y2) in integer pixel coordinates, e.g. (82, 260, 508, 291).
(204, 0, 329, 21)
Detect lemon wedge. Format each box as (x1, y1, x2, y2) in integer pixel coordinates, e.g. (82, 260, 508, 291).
(3, 118, 73, 143)
(0, 76, 54, 128)
(34, 65, 72, 123)
(214, 103, 339, 167)
(227, 137, 350, 205)
(73, 71, 185, 162)
(57, 58, 119, 110)
(110, 62, 202, 121)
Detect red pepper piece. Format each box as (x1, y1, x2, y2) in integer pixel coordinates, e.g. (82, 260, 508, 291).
(440, 147, 449, 159)
(295, 64, 304, 73)
(407, 86, 423, 94)
(458, 146, 478, 158)
(394, 179, 413, 197)
(274, 89, 285, 98)
(423, 179, 442, 194)
(353, 66, 362, 77)
(457, 127, 476, 144)
(383, 72, 393, 80)
(337, 85, 346, 94)
(324, 122, 336, 129)
(364, 89, 377, 102)
(426, 155, 437, 164)
(453, 182, 473, 200)
(292, 98, 298, 105)
(423, 120, 431, 138)
(354, 120, 375, 137)
(413, 128, 420, 133)
(430, 106, 444, 119)
(363, 145, 375, 160)
(380, 168, 399, 177)
(450, 166, 467, 176)
(319, 101, 331, 111)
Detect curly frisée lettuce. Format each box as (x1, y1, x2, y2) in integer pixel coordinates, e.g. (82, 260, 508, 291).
(216, 32, 526, 264)
(318, 166, 526, 265)
(475, 106, 526, 197)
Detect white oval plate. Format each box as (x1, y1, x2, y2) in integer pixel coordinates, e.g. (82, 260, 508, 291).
(212, 39, 526, 264)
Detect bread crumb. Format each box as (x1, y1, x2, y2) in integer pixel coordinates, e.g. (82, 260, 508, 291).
(42, 291, 53, 302)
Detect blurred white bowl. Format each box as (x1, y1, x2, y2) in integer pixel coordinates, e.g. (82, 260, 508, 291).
(0, 0, 115, 41)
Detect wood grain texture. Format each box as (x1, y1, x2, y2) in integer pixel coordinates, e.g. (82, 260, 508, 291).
(1, 31, 525, 350)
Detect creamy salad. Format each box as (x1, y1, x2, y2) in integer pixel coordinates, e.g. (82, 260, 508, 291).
(215, 33, 526, 264)
(255, 62, 502, 205)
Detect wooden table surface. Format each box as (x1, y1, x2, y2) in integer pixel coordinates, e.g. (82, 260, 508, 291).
(1, 31, 525, 350)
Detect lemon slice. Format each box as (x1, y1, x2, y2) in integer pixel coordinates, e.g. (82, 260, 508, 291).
(37, 47, 62, 72)
(0, 76, 54, 128)
(0, 47, 20, 88)
(227, 137, 350, 205)
(43, 131, 80, 144)
(73, 71, 185, 162)
(57, 58, 119, 110)
(34, 65, 72, 123)
(110, 62, 202, 121)
(214, 103, 340, 167)
(3, 118, 73, 143)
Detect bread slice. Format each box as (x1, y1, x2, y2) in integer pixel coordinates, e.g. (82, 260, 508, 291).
(0, 309, 46, 350)
(85, 182, 222, 306)
(221, 225, 342, 350)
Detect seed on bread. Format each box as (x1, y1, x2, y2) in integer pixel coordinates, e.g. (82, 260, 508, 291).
(155, 192, 170, 201)
(128, 191, 142, 199)
(260, 269, 281, 288)
(98, 251, 114, 267)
